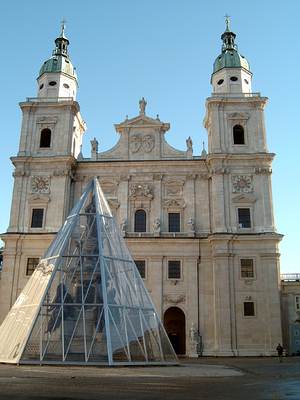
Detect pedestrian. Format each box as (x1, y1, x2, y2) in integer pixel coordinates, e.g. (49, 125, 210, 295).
(276, 343, 284, 362)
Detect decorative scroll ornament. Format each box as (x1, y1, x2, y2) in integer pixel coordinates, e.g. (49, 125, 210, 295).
(31, 176, 50, 194)
(232, 175, 253, 193)
(36, 261, 55, 276)
(163, 199, 186, 209)
(130, 134, 155, 153)
(163, 294, 186, 304)
(130, 183, 153, 199)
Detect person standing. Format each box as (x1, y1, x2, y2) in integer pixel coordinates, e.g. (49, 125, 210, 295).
(276, 343, 284, 362)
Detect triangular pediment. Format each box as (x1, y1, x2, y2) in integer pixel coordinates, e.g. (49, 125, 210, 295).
(115, 114, 170, 132)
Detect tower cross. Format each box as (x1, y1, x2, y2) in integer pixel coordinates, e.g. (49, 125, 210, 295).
(60, 18, 67, 36)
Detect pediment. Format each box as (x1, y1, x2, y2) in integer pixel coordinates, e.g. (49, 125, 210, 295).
(115, 115, 170, 132)
(232, 193, 257, 203)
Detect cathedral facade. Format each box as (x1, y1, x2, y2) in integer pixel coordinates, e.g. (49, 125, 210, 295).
(0, 22, 283, 356)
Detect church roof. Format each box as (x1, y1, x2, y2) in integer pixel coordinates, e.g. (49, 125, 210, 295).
(213, 18, 250, 74)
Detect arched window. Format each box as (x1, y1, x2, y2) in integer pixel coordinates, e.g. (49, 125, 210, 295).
(40, 128, 51, 148)
(134, 209, 146, 232)
(233, 124, 245, 145)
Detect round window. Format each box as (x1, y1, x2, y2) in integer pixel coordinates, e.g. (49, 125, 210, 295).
(39, 84, 44, 90)
(49, 81, 57, 86)
(217, 79, 224, 85)
(230, 76, 238, 82)
(244, 79, 249, 84)
(63, 83, 70, 89)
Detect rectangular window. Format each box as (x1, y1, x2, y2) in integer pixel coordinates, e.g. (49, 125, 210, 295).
(238, 208, 251, 228)
(243, 301, 255, 316)
(296, 296, 300, 311)
(168, 260, 181, 279)
(26, 257, 39, 276)
(135, 260, 146, 279)
(168, 213, 180, 232)
(241, 259, 254, 278)
(31, 208, 44, 228)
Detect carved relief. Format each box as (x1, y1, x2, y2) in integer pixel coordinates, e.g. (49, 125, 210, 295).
(100, 180, 118, 197)
(130, 134, 155, 153)
(227, 112, 250, 120)
(232, 175, 253, 193)
(163, 294, 186, 304)
(130, 135, 142, 153)
(130, 183, 153, 199)
(31, 176, 50, 194)
(142, 135, 155, 152)
(210, 167, 230, 175)
(255, 167, 272, 175)
(53, 169, 70, 177)
(163, 199, 186, 209)
(164, 180, 184, 197)
(36, 261, 55, 276)
(36, 116, 58, 124)
(107, 199, 120, 210)
(13, 169, 28, 178)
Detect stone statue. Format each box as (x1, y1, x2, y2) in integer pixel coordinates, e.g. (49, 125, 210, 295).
(153, 218, 160, 233)
(186, 136, 193, 151)
(90, 137, 98, 153)
(187, 218, 195, 232)
(120, 219, 127, 235)
(139, 97, 147, 115)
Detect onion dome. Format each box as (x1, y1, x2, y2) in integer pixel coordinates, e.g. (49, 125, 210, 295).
(213, 17, 250, 74)
(38, 22, 77, 80)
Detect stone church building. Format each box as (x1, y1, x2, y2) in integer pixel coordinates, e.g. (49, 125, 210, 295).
(0, 22, 283, 356)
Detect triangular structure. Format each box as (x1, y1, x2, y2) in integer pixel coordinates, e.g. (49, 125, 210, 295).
(0, 179, 178, 365)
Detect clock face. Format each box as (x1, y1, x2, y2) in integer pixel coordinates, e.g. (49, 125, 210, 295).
(232, 175, 253, 193)
(31, 176, 50, 194)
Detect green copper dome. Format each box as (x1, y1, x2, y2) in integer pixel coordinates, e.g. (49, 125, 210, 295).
(39, 56, 77, 80)
(38, 24, 77, 80)
(213, 20, 250, 74)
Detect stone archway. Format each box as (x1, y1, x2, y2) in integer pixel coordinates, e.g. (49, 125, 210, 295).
(164, 307, 186, 355)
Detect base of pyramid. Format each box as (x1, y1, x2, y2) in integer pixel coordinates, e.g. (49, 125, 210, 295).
(0, 179, 179, 367)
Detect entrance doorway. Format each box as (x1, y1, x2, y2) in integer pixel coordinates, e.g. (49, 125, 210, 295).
(164, 307, 186, 355)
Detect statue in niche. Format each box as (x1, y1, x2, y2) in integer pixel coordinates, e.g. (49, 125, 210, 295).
(139, 97, 147, 115)
(153, 218, 161, 234)
(90, 137, 98, 153)
(187, 218, 195, 232)
(120, 219, 127, 235)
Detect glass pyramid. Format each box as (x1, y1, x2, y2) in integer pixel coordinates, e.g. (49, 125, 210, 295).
(0, 178, 178, 365)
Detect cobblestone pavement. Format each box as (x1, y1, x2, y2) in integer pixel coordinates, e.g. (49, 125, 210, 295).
(0, 357, 299, 399)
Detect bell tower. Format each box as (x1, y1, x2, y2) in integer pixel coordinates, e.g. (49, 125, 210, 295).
(203, 18, 282, 356)
(17, 22, 86, 159)
(0, 25, 86, 321)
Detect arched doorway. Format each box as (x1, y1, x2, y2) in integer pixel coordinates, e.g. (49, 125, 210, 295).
(164, 307, 186, 355)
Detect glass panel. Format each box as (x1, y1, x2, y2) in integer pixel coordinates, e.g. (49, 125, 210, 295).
(0, 178, 178, 365)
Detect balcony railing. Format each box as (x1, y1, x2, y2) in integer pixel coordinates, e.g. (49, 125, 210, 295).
(281, 273, 300, 282)
(211, 92, 261, 98)
(25, 97, 74, 103)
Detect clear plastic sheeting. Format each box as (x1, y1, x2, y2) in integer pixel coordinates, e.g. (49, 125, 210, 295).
(0, 178, 178, 366)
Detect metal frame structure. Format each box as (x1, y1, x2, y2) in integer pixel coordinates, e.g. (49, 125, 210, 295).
(0, 178, 178, 366)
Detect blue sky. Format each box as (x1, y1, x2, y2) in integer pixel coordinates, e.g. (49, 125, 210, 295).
(0, 0, 299, 273)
